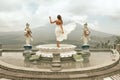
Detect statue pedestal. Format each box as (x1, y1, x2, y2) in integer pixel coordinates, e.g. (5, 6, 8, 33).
(23, 45, 33, 57)
(51, 53, 61, 71)
(82, 44, 90, 51)
(24, 45, 32, 50)
(81, 44, 90, 63)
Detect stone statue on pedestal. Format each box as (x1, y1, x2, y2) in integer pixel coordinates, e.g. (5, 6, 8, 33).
(81, 23, 91, 63)
(23, 23, 33, 56)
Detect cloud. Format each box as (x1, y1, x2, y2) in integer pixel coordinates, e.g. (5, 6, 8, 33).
(0, 0, 119, 35)
(88, 21, 100, 30)
(89, 0, 120, 18)
(69, 15, 100, 31)
(70, 15, 88, 25)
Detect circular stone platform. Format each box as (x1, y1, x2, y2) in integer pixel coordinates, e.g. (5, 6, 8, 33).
(36, 44, 76, 57)
(36, 44, 77, 71)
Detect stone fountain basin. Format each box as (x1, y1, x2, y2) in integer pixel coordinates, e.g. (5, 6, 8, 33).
(36, 44, 76, 53)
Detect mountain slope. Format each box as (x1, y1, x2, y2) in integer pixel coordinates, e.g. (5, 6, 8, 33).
(0, 23, 116, 46)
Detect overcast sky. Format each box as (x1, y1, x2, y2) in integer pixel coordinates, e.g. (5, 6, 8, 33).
(0, 0, 120, 35)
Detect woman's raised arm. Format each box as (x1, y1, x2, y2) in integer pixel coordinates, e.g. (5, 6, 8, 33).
(49, 16, 56, 24)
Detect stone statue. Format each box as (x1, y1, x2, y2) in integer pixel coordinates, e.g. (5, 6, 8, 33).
(82, 22, 90, 45)
(24, 23, 33, 46)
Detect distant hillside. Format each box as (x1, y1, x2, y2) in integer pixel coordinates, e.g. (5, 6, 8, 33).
(0, 23, 117, 48)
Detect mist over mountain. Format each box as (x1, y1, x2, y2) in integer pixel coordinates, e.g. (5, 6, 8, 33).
(0, 23, 117, 47)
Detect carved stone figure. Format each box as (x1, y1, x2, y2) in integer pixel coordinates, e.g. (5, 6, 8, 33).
(24, 23, 33, 45)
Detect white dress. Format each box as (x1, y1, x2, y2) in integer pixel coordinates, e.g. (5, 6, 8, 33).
(55, 23, 76, 41)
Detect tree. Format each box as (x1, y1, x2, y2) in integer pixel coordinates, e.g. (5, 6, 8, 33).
(114, 36, 120, 44)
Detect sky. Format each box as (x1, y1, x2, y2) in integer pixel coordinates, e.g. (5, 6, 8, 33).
(0, 0, 120, 35)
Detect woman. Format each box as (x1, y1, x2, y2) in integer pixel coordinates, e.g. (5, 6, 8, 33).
(49, 15, 76, 48)
(24, 23, 33, 45)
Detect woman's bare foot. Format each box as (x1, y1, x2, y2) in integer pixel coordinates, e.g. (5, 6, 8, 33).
(57, 41, 60, 48)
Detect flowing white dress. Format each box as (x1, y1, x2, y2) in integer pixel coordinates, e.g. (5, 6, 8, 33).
(55, 23, 76, 41)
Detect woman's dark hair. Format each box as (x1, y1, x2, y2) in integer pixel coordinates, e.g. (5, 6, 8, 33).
(26, 23, 30, 26)
(57, 15, 63, 24)
(84, 22, 87, 26)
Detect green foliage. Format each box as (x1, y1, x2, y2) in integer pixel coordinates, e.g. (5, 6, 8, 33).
(29, 55, 40, 61)
(73, 54, 83, 61)
(94, 40, 112, 49)
(114, 36, 120, 44)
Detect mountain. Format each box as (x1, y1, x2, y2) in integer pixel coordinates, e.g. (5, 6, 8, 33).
(0, 23, 117, 48)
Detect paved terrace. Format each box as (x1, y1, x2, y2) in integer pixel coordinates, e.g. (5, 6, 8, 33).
(0, 49, 119, 80)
